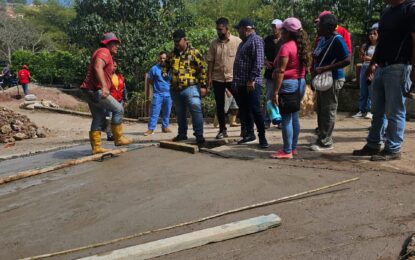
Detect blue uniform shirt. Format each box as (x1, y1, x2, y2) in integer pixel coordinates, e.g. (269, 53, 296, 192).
(313, 34, 349, 79)
(148, 64, 171, 94)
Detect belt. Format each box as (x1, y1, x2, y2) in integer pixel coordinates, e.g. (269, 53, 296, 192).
(377, 60, 410, 68)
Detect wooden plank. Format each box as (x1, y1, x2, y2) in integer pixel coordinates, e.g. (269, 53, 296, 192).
(81, 214, 281, 260)
(159, 141, 199, 154)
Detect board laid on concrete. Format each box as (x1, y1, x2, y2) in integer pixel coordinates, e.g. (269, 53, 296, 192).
(159, 141, 199, 154)
(80, 214, 281, 260)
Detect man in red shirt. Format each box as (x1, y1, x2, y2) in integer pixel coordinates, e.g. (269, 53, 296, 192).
(18, 64, 31, 95)
(81, 32, 131, 154)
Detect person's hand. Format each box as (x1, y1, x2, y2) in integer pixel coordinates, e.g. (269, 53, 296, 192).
(315, 66, 326, 75)
(101, 87, 110, 98)
(272, 92, 279, 106)
(207, 78, 212, 89)
(366, 64, 377, 81)
(200, 87, 207, 98)
(265, 60, 273, 69)
(247, 81, 255, 92)
(225, 89, 232, 98)
(123, 102, 128, 108)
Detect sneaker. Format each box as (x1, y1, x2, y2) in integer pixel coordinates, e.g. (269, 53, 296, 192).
(371, 150, 401, 161)
(364, 112, 373, 119)
(172, 135, 188, 142)
(258, 136, 269, 149)
(237, 135, 256, 144)
(352, 144, 380, 156)
(314, 127, 319, 136)
(107, 132, 114, 141)
(292, 149, 298, 155)
(215, 130, 228, 139)
(352, 111, 364, 119)
(264, 123, 270, 130)
(196, 135, 205, 144)
(162, 127, 173, 133)
(270, 149, 293, 159)
(310, 142, 333, 151)
(144, 130, 154, 136)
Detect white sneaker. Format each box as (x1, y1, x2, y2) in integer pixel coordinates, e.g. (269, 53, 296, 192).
(364, 112, 373, 119)
(352, 111, 364, 118)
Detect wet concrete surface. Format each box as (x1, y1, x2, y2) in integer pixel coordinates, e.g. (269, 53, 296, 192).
(0, 146, 414, 260)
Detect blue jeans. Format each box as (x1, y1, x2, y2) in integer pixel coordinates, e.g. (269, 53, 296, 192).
(236, 83, 265, 137)
(21, 84, 29, 95)
(367, 64, 411, 153)
(170, 85, 204, 137)
(359, 64, 372, 113)
(82, 89, 124, 131)
(148, 93, 172, 130)
(280, 79, 304, 153)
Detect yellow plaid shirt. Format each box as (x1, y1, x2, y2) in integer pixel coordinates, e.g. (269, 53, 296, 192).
(165, 45, 207, 91)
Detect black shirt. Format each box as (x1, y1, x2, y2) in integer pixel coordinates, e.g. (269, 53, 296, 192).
(264, 34, 283, 80)
(374, 0, 415, 65)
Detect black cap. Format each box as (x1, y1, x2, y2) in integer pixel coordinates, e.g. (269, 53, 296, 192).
(172, 29, 186, 41)
(234, 18, 255, 29)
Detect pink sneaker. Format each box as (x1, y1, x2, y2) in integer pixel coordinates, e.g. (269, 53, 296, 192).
(292, 149, 298, 155)
(270, 149, 293, 159)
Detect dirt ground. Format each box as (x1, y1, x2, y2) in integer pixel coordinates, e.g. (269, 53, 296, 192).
(0, 91, 415, 260)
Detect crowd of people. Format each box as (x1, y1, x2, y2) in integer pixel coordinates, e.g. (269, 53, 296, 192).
(81, 0, 414, 162)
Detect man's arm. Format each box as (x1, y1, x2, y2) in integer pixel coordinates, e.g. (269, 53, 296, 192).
(248, 37, 265, 90)
(93, 58, 109, 98)
(207, 61, 214, 88)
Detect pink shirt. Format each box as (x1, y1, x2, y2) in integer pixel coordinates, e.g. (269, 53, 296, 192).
(274, 40, 305, 80)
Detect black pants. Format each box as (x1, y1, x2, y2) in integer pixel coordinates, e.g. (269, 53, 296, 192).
(213, 81, 233, 131)
(235, 84, 265, 137)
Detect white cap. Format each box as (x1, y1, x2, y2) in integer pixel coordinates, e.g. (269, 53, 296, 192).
(371, 23, 379, 30)
(271, 19, 283, 28)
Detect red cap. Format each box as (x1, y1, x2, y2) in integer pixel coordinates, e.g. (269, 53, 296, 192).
(101, 32, 121, 46)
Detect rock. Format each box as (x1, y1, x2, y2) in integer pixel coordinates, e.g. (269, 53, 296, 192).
(13, 133, 27, 140)
(11, 124, 21, 131)
(24, 94, 37, 101)
(1, 125, 12, 134)
(36, 128, 46, 138)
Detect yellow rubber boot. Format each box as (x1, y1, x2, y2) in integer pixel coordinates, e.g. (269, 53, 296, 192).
(89, 131, 111, 154)
(111, 124, 132, 146)
(229, 114, 239, 127)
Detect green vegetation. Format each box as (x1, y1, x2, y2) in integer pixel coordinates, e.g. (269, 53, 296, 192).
(0, 0, 384, 117)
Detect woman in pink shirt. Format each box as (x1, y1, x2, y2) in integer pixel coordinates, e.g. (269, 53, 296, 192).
(271, 17, 311, 159)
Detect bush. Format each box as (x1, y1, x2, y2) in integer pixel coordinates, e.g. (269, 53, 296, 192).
(11, 50, 85, 85)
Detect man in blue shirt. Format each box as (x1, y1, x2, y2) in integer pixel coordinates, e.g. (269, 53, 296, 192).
(311, 14, 350, 151)
(233, 18, 269, 148)
(144, 51, 173, 135)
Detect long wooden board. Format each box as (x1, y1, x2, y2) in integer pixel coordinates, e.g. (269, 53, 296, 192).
(81, 214, 281, 260)
(159, 141, 199, 154)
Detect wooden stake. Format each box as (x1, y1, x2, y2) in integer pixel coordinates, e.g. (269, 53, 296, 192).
(22, 177, 359, 260)
(0, 149, 128, 185)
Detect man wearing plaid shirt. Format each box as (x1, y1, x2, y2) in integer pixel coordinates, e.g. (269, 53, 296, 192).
(233, 19, 269, 148)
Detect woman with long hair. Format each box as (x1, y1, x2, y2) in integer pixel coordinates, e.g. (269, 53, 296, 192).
(271, 17, 311, 159)
(352, 23, 379, 119)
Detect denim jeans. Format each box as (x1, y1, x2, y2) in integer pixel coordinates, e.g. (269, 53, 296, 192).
(148, 93, 172, 130)
(359, 64, 372, 113)
(236, 83, 265, 137)
(170, 85, 204, 137)
(367, 64, 411, 153)
(82, 89, 124, 131)
(213, 81, 233, 131)
(280, 79, 304, 153)
(21, 84, 29, 95)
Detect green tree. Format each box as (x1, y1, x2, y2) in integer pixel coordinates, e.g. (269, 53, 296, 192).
(70, 0, 193, 90)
